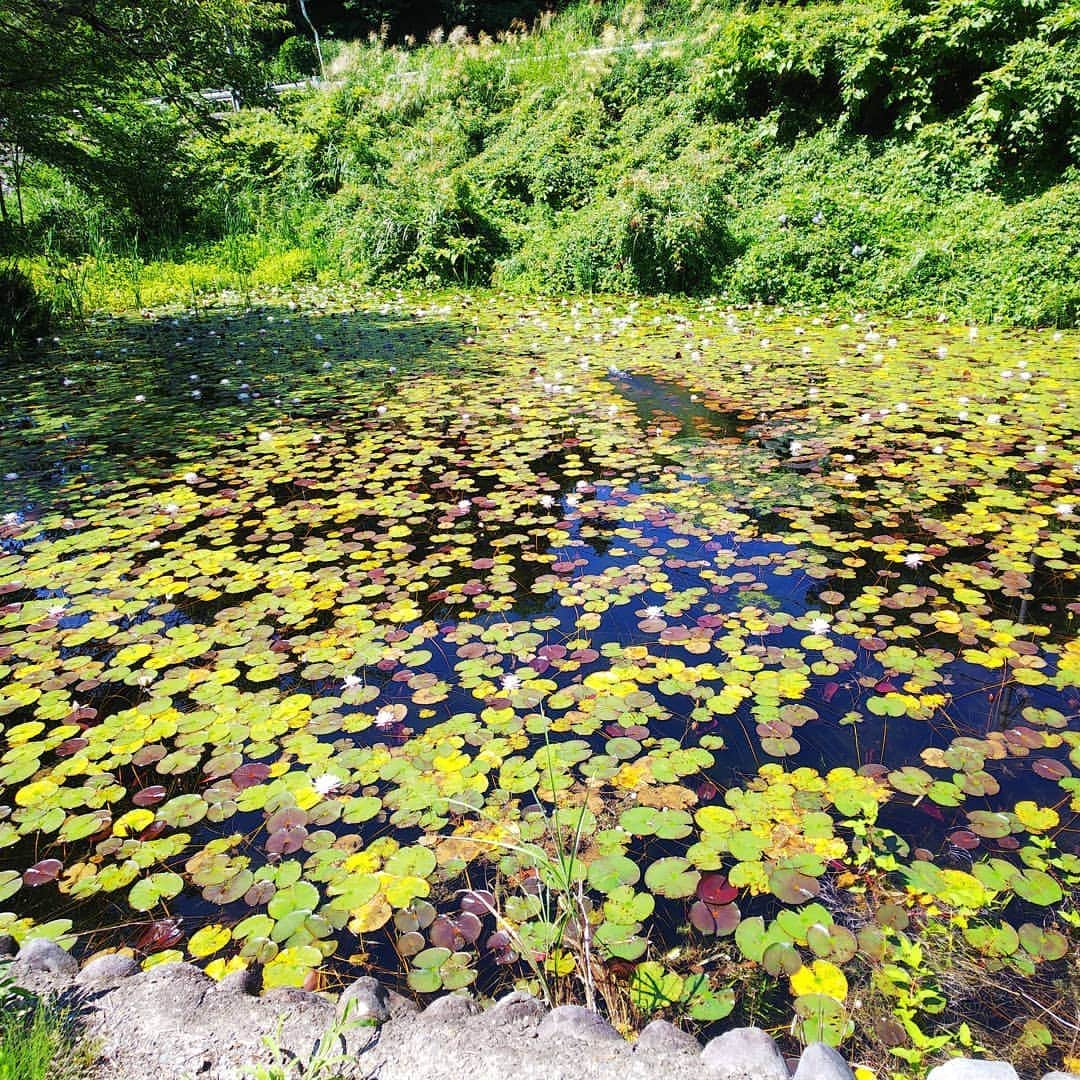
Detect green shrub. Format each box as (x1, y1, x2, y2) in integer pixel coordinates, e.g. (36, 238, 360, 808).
(328, 176, 506, 286)
(273, 35, 321, 81)
(500, 173, 737, 294)
(250, 248, 317, 286)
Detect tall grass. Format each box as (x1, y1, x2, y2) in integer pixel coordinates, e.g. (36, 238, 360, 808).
(0, 963, 91, 1080)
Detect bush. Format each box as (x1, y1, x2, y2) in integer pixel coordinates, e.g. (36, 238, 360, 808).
(0, 267, 50, 356)
(250, 248, 316, 285)
(328, 176, 506, 286)
(272, 35, 320, 81)
(500, 173, 737, 294)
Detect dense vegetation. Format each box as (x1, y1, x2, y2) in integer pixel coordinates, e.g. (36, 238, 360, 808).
(1, 5, 1078, 1078)
(4, 0, 1080, 329)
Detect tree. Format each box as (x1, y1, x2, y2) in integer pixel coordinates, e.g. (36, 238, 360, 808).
(0, 0, 286, 228)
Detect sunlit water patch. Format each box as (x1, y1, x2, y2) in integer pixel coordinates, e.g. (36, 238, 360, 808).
(0, 290, 1077, 1064)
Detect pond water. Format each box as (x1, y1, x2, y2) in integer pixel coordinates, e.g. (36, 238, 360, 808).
(0, 289, 1077, 1057)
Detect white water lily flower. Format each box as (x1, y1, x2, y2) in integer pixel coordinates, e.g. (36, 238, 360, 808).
(312, 774, 342, 796)
(343, 674, 362, 690)
(644, 606, 664, 619)
(789, 441, 805, 456)
(904, 552, 927, 567)
(1055, 502, 1075, 517)
(457, 499, 471, 512)
(564, 493, 580, 507)
(374, 705, 398, 727)
(501, 673, 522, 692)
(808, 617, 831, 635)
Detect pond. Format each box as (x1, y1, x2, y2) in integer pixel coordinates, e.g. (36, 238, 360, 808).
(0, 287, 1077, 1066)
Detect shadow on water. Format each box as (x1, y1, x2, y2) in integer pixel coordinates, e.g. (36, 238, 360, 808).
(0, 302, 472, 515)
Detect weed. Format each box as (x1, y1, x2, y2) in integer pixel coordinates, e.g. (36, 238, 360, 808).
(0, 962, 94, 1080)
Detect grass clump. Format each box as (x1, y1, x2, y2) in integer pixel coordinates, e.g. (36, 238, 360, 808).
(0, 964, 92, 1080)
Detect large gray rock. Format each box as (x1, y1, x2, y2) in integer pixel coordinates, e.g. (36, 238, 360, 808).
(422, 993, 482, 1022)
(14, 938, 78, 976)
(483, 990, 546, 1033)
(793, 1042, 854, 1080)
(386, 988, 420, 1019)
(927, 1061, 1019, 1080)
(635, 1019, 700, 1056)
(338, 975, 390, 1023)
(217, 963, 262, 996)
(537, 1005, 623, 1044)
(84, 963, 337, 1079)
(701, 1027, 790, 1080)
(77, 954, 139, 986)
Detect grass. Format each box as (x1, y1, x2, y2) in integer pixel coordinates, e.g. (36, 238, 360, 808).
(0, 966, 92, 1080)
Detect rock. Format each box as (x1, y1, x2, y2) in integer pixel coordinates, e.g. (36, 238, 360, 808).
(537, 1005, 623, 1044)
(635, 1019, 701, 1056)
(14, 938, 78, 976)
(484, 990, 546, 1033)
(422, 993, 482, 1022)
(263, 987, 329, 1009)
(218, 967, 264, 989)
(794, 1042, 854, 1080)
(386, 988, 420, 1019)
(338, 975, 390, 1023)
(927, 1062, 1019, 1080)
(0, 934, 16, 957)
(1042, 1073, 1080, 1080)
(701, 1027, 790, 1080)
(217, 963, 262, 995)
(77, 954, 139, 986)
